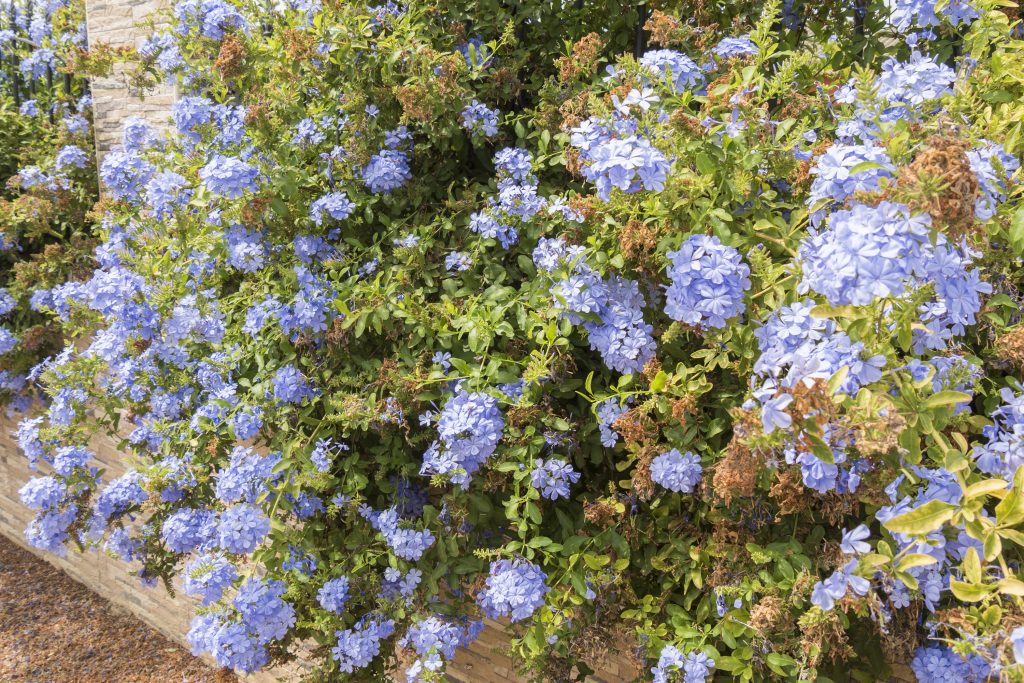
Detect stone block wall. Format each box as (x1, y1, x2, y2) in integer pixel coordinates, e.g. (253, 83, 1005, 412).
(84, 0, 176, 162)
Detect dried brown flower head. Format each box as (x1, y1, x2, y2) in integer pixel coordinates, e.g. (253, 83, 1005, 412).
(897, 134, 979, 240)
(215, 35, 246, 79)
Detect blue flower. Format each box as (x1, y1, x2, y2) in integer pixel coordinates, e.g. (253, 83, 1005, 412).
(216, 446, 282, 504)
(890, 0, 978, 31)
(332, 617, 395, 673)
(810, 559, 869, 611)
(494, 147, 534, 183)
(317, 576, 351, 613)
(55, 145, 88, 170)
(911, 644, 989, 683)
(217, 503, 270, 554)
(0, 327, 16, 355)
(224, 224, 267, 272)
(182, 552, 237, 605)
(650, 449, 702, 493)
(161, 506, 218, 553)
(272, 365, 317, 404)
(968, 140, 1019, 221)
(421, 389, 504, 488)
(807, 143, 893, 215)
(712, 35, 757, 59)
(100, 148, 156, 202)
(145, 170, 192, 219)
(760, 394, 793, 434)
(596, 397, 630, 447)
(309, 191, 355, 224)
(461, 100, 499, 138)
(476, 559, 548, 622)
(19, 476, 66, 511)
(570, 118, 671, 201)
(638, 49, 703, 93)
(664, 235, 750, 330)
(362, 149, 411, 193)
(875, 52, 956, 109)
(530, 458, 580, 500)
(651, 644, 715, 683)
(199, 155, 259, 198)
(445, 251, 472, 272)
(840, 524, 871, 555)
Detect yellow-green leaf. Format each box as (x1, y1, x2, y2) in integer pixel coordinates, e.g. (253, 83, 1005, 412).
(883, 500, 957, 536)
(996, 467, 1024, 527)
(897, 553, 938, 571)
(998, 578, 1024, 596)
(949, 579, 994, 602)
(963, 547, 982, 584)
(923, 391, 972, 409)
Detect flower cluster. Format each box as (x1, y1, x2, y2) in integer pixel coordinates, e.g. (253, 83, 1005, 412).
(664, 235, 750, 330)
(570, 117, 671, 201)
(539, 238, 656, 374)
(650, 449, 703, 494)
(421, 389, 505, 488)
(530, 458, 580, 499)
(476, 559, 549, 622)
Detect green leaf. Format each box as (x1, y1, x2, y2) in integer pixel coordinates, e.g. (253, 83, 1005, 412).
(949, 579, 994, 602)
(882, 499, 956, 535)
(963, 547, 982, 584)
(963, 479, 1008, 500)
(896, 553, 937, 571)
(998, 578, 1024, 596)
(1009, 204, 1024, 254)
(650, 370, 668, 392)
(766, 653, 796, 675)
(996, 466, 1024, 527)
(849, 160, 889, 175)
(922, 391, 972, 409)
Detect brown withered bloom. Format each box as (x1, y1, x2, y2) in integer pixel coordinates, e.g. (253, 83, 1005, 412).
(769, 467, 811, 516)
(748, 595, 787, 633)
(644, 10, 684, 47)
(712, 436, 761, 505)
(798, 608, 852, 667)
(397, 85, 432, 122)
(557, 33, 603, 82)
(240, 197, 270, 225)
(671, 396, 698, 427)
(282, 29, 316, 62)
(642, 355, 662, 381)
(614, 406, 658, 448)
(618, 218, 660, 262)
(897, 134, 979, 240)
(995, 326, 1024, 370)
(558, 91, 590, 130)
(583, 498, 618, 527)
(215, 35, 246, 79)
(631, 445, 657, 501)
(879, 599, 920, 664)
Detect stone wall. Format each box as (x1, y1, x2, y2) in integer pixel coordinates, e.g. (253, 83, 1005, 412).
(84, 0, 176, 162)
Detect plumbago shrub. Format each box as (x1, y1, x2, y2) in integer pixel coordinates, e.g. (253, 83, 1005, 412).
(0, 0, 97, 412)
(15, 0, 1024, 680)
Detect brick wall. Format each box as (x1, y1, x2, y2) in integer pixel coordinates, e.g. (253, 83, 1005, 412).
(84, 0, 176, 162)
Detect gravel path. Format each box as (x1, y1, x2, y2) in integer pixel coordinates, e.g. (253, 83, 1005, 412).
(0, 533, 234, 683)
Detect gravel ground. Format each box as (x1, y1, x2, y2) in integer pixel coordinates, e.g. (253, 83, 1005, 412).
(0, 533, 235, 683)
